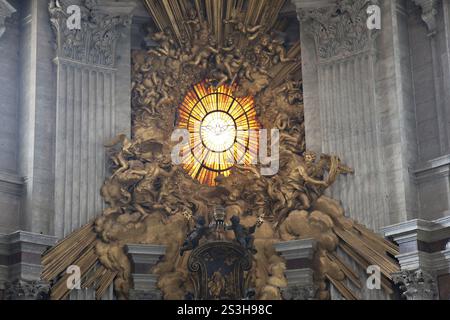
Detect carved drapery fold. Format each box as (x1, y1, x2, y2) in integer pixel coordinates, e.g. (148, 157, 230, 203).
(0, 0, 16, 39)
(49, 0, 131, 67)
(393, 269, 438, 300)
(297, 0, 379, 62)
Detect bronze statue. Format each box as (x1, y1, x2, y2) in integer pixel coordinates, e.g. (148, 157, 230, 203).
(180, 216, 208, 256)
(226, 215, 263, 254)
(147, 27, 176, 57)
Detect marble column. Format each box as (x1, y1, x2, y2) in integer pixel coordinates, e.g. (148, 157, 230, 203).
(383, 217, 450, 299)
(49, 0, 135, 238)
(126, 244, 166, 300)
(274, 239, 316, 300)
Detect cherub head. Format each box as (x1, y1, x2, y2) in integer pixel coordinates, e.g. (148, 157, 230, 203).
(260, 34, 271, 47)
(225, 37, 235, 47)
(163, 27, 173, 36)
(304, 151, 317, 164)
(187, 7, 197, 19)
(253, 45, 262, 55)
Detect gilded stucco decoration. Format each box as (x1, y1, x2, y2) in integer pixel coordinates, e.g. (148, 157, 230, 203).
(42, 0, 399, 300)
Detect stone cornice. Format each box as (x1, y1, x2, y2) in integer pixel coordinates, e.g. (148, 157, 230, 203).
(383, 217, 450, 277)
(292, 0, 336, 9)
(0, 231, 57, 256)
(0, 171, 23, 196)
(274, 238, 316, 260)
(382, 217, 450, 243)
(0, 0, 16, 39)
(413, 154, 450, 183)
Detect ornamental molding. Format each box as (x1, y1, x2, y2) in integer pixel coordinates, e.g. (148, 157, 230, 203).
(297, 0, 379, 62)
(0, 170, 23, 196)
(0, 0, 16, 39)
(392, 269, 438, 300)
(48, 0, 132, 68)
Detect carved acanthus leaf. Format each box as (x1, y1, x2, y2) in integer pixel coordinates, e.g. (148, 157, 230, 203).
(298, 0, 379, 61)
(48, 0, 131, 67)
(393, 269, 438, 300)
(3, 280, 50, 300)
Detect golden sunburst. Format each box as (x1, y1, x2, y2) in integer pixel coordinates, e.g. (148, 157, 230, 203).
(177, 82, 260, 186)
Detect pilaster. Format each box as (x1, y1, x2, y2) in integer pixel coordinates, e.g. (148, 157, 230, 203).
(294, 0, 420, 230)
(48, 0, 136, 237)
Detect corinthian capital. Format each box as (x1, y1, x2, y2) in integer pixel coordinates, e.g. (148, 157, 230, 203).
(393, 269, 438, 300)
(0, 0, 16, 39)
(412, 0, 439, 35)
(49, 0, 133, 67)
(295, 0, 379, 62)
(4, 280, 50, 300)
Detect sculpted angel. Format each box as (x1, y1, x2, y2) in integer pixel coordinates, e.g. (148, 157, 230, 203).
(224, 17, 264, 41)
